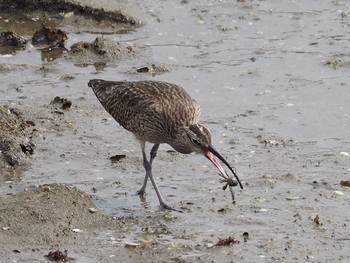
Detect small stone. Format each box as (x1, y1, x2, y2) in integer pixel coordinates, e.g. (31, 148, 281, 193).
(256, 197, 267, 202)
(333, 191, 344, 196)
(163, 213, 174, 220)
(125, 241, 140, 248)
(243, 232, 249, 242)
(286, 196, 300, 200)
(88, 207, 98, 213)
(110, 154, 126, 162)
(206, 243, 215, 248)
(314, 214, 321, 225)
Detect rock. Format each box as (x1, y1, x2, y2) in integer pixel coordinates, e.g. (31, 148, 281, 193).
(0, 106, 35, 168)
(68, 37, 136, 63)
(0, 31, 27, 54)
(32, 25, 68, 48)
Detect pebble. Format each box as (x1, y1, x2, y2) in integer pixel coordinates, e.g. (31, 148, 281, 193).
(125, 241, 141, 247)
(286, 196, 300, 200)
(256, 208, 268, 212)
(243, 232, 249, 242)
(333, 190, 344, 196)
(88, 207, 98, 213)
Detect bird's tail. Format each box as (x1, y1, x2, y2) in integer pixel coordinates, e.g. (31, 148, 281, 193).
(88, 79, 113, 105)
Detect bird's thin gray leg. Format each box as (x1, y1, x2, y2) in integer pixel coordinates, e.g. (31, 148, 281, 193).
(138, 142, 176, 211)
(137, 143, 159, 196)
(150, 143, 160, 164)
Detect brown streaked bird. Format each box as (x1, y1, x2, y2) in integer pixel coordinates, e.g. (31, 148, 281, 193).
(88, 79, 243, 211)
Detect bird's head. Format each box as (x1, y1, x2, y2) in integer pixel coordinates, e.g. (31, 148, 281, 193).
(170, 124, 243, 189)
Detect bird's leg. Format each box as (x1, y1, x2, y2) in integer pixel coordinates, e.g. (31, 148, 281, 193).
(138, 143, 178, 211)
(137, 143, 159, 196)
(150, 143, 160, 164)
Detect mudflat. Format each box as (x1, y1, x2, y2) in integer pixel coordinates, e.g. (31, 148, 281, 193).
(0, 0, 349, 262)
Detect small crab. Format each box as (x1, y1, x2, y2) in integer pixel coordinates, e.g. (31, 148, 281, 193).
(217, 172, 239, 203)
(220, 176, 238, 190)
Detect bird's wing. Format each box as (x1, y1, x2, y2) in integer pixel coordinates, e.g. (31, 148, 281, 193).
(89, 79, 201, 142)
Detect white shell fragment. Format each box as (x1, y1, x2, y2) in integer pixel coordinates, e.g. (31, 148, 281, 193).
(333, 191, 344, 196)
(286, 196, 300, 200)
(125, 241, 141, 247)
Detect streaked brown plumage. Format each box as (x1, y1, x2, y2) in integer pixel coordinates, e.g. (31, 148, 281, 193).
(89, 79, 242, 211)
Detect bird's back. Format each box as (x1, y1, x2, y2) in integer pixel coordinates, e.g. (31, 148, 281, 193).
(88, 79, 201, 143)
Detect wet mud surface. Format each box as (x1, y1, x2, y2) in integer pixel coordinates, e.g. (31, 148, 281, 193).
(0, 184, 115, 256)
(1, 0, 350, 262)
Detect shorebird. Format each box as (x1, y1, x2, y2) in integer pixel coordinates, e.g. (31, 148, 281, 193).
(88, 79, 243, 211)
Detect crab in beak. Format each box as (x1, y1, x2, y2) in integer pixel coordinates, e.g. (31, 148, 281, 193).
(203, 145, 243, 190)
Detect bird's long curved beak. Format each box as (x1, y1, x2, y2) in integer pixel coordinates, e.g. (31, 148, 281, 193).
(203, 145, 243, 189)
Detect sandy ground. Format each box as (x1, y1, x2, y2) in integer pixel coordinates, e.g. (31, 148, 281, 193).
(1, 0, 350, 262)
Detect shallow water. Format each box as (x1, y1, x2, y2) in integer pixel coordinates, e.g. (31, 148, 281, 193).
(1, 0, 350, 262)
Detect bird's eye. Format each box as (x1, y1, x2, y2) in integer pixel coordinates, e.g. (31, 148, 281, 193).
(191, 138, 200, 145)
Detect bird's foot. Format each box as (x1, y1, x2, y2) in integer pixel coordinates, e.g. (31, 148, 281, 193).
(136, 189, 147, 203)
(159, 202, 183, 213)
(136, 188, 146, 197)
